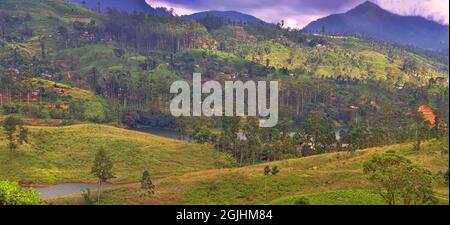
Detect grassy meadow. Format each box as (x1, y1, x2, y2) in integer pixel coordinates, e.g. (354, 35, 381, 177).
(0, 124, 234, 184)
(47, 140, 449, 205)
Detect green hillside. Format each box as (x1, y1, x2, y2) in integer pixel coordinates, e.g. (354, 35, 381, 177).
(53, 44, 146, 76)
(48, 140, 448, 205)
(0, 78, 110, 123)
(0, 124, 234, 184)
(240, 38, 446, 83)
(0, 0, 97, 55)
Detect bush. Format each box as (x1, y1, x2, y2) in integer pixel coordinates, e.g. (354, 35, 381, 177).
(2, 103, 21, 114)
(192, 125, 212, 144)
(294, 197, 311, 205)
(49, 109, 71, 119)
(81, 188, 95, 205)
(137, 109, 176, 129)
(0, 181, 41, 205)
(61, 119, 75, 126)
(83, 99, 110, 123)
(21, 105, 46, 118)
(122, 112, 139, 128)
(444, 169, 449, 185)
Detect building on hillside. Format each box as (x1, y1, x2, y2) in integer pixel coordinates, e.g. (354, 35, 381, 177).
(46, 104, 57, 109)
(417, 104, 436, 127)
(60, 103, 70, 110)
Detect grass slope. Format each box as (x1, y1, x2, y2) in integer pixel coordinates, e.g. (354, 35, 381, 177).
(53, 44, 146, 76)
(0, 124, 234, 184)
(0, 78, 110, 123)
(242, 39, 446, 83)
(0, 0, 98, 55)
(270, 189, 384, 205)
(50, 140, 448, 205)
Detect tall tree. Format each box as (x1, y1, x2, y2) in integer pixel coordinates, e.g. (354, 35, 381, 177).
(2, 116, 27, 160)
(91, 148, 114, 203)
(301, 112, 335, 153)
(363, 151, 435, 205)
(263, 165, 280, 203)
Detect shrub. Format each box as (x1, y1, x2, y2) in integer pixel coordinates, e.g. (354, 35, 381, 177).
(294, 197, 311, 205)
(444, 169, 449, 185)
(81, 188, 95, 205)
(49, 109, 71, 119)
(21, 105, 46, 118)
(2, 103, 21, 114)
(192, 125, 212, 144)
(61, 119, 75, 126)
(0, 181, 41, 205)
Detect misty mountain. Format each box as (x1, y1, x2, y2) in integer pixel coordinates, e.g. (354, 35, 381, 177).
(303, 1, 449, 52)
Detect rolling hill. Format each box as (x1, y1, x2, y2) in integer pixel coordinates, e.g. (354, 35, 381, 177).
(0, 124, 234, 184)
(303, 1, 449, 52)
(48, 140, 449, 205)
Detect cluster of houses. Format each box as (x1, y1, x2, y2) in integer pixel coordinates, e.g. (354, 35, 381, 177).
(0, 85, 71, 110)
(44, 102, 70, 110)
(0, 92, 41, 104)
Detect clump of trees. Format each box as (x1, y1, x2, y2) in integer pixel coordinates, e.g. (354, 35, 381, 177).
(363, 151, 436, 205)
(212, 112, 336, 164)
(263, 165, 279, 202)
(300, 112, 335, 154)
(103, 10, 214, 53)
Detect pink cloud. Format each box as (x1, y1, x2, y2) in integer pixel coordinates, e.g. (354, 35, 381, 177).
(145, 0, 449, 28)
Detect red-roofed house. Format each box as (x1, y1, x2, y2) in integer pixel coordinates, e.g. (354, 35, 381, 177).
(417, 105, 436, 127)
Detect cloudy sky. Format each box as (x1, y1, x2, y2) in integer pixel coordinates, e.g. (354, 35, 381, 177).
(145, 0, 449, 29)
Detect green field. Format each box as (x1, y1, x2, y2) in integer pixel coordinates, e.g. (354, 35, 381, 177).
(270, 189, 384, 205)
(0, 124, 234, 184)
(48, 140, 449, 205)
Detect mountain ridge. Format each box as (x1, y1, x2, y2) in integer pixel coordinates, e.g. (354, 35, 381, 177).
(184, 10, 268, 25)
(303, 1, 449, 52)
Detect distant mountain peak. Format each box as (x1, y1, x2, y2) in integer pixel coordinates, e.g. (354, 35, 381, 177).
(303, 1, 449, 52)
(356, 1, 379, 9)
(347, 1, 385, 14)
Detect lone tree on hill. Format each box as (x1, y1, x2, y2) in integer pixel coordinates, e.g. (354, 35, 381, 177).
(141, 170, 155, 195)
(2, 116, 28, 160)
(91, 148, 114, 204)
(263, 165, 280, 203)
(363, 151, 435, 205)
